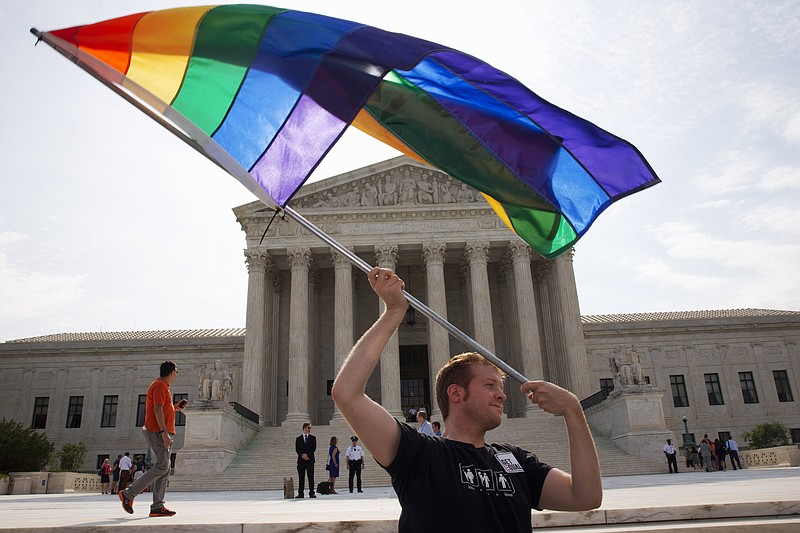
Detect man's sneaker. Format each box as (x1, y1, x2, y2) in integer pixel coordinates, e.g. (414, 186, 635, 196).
(149, 507, 177, 517)
(118, 491, 133, 514)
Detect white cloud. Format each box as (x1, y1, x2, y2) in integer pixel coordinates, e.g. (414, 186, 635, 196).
(740, 203, 800, 235)
(785, 111, 800, 145)
(0, 231, 30, 246)
(0, 236, 87, 324)
(620, 256, 729, 292)
(649, 221, 800, 307)
(694, 151, 764, 194)
(756, 165, 800, 191)
(737, 81, 800, 146)
(690, 199, 740, 210)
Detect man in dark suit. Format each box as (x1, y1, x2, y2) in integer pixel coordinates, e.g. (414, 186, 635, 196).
(295, 422, 316, 498)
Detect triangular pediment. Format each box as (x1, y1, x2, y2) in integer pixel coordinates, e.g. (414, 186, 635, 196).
(289, 156, 484, 211)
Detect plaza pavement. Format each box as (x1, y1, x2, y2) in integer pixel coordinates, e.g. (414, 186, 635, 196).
(0, 467, 798, 532)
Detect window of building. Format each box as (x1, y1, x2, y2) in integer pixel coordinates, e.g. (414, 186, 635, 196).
(738, 372, 759, 404)
(66, 396, 84, 428)
(670, 375, 689, 407)
(704, 373, 724, 405)
(101, 395, 118, 427)
(599, 378, 614, 395)
(718, 431, 731, 443)
(96, 454, 110, 469)
(173, 393, 188, 427)
(31, 397, 49, 429)
(773, 370, 794, 402)
(791, 428, 800, 444)
(135, 394, 147, 427)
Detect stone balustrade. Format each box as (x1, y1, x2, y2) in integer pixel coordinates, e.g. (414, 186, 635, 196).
(740, 445, 800, 468)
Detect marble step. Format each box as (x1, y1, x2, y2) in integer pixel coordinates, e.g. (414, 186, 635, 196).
(170, 415, 663, 491)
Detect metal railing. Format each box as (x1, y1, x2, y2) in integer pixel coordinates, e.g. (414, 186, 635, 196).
(580, 388, 610, 410)
(230, 402, 259, 424)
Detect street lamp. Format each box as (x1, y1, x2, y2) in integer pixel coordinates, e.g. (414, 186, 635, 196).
(682, 415, 695, 447)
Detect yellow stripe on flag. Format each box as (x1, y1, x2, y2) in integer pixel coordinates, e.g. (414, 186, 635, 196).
(482, 193, 515, 233)
(127, 6, 214, 104)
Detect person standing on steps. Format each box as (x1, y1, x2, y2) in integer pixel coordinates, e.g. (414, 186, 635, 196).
(295, 422, 317, 498)
(345, 436, 365, 493)
(663, 439, 678, 473)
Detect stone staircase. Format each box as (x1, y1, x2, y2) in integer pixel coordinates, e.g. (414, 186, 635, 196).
(170, 412, 664, 492)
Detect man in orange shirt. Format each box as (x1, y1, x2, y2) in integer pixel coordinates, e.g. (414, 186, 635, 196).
(119, 361, 186, 517)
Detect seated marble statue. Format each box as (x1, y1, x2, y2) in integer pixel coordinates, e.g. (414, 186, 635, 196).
(609, 347, 646, 388)
(200, 360, 233, 401)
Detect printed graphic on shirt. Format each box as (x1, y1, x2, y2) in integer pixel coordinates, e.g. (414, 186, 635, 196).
(477, 469, 495, 490)
(460, 463, 515, 495)
(496, 472, 513, 492)
(495, 452, 524, 474)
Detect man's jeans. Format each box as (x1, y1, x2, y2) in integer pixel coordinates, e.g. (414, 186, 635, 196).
(122, 429, 172, 512)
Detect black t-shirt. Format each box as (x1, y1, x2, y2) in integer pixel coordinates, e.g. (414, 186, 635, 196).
(381, 421, 552, 533)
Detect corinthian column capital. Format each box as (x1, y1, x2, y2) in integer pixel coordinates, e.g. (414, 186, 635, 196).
(508, 240, 533, 264)
(374, 243, 398, 267)
(464, 241, 490, 265)
(286, 247, 313, 270)
(422, 242, 447, 266)
(330, 248, 354, 270)
(244, 249, 270, 272)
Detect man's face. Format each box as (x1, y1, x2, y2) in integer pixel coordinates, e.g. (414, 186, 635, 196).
(165, 367, 178, 385)
(303, 425, 312, 435)
(416, 413, 424, 424)
(462, 364, 506, 430)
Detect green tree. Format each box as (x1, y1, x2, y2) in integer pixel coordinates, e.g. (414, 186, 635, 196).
(57, 442, 88, 472)
(0, 418, 55, 472)
(743, 421, 790, 449)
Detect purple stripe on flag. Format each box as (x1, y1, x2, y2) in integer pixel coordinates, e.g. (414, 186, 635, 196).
(251, 93, 348, 205)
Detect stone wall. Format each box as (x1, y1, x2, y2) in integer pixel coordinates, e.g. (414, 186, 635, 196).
(740, 445, 800, 468)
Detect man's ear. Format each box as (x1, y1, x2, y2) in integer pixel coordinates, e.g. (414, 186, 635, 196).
(447, 384, 463, 401)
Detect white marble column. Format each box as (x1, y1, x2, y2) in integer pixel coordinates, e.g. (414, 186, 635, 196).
(508, 241, 546, 414)
(307, 266, 320, 423)
(464, 241, 495, 353)
(283, 248, 313, 425)
(549, 251, 593, 399)
(242, 249, 269, 423)
(264, 264, 280, 425)
(330, 249, 354, 421)
(499, 257, 523, 417)
(422, 242, 449, 420)
(538, 260, 568, 389)
(375, 244, 403, 419)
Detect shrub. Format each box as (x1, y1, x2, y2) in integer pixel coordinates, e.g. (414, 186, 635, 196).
(742, 421, 790, 450)
(57, 442, 88, 472)
(0, 418, 55, 472)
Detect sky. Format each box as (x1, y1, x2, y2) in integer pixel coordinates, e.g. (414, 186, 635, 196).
(1, 1, 799, 342)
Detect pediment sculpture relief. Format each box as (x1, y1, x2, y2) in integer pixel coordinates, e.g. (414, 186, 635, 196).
(292, 166, 480, 209)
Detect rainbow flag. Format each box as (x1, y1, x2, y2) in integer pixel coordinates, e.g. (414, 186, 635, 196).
(36, 4, 659, 258)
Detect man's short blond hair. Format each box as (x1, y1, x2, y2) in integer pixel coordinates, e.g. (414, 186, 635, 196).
(435, 352, 506, 420)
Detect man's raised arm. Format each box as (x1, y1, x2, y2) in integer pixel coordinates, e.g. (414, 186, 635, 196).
(331, 267, 407, 468)
(522, 381, 602, 511)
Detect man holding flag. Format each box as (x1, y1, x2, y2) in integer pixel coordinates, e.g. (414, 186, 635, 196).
(332, 267, 602, 532)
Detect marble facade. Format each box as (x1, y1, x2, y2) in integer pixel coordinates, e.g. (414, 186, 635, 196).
(233, 156, 592, 426)
(0, 156, 798, 471)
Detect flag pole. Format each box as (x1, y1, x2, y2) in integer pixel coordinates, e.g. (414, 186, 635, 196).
(282, 205, 529, 384)
(32, 28, 530, 385)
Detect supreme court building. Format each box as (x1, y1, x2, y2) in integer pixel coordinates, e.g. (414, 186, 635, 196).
(1, 156, 798, 472)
